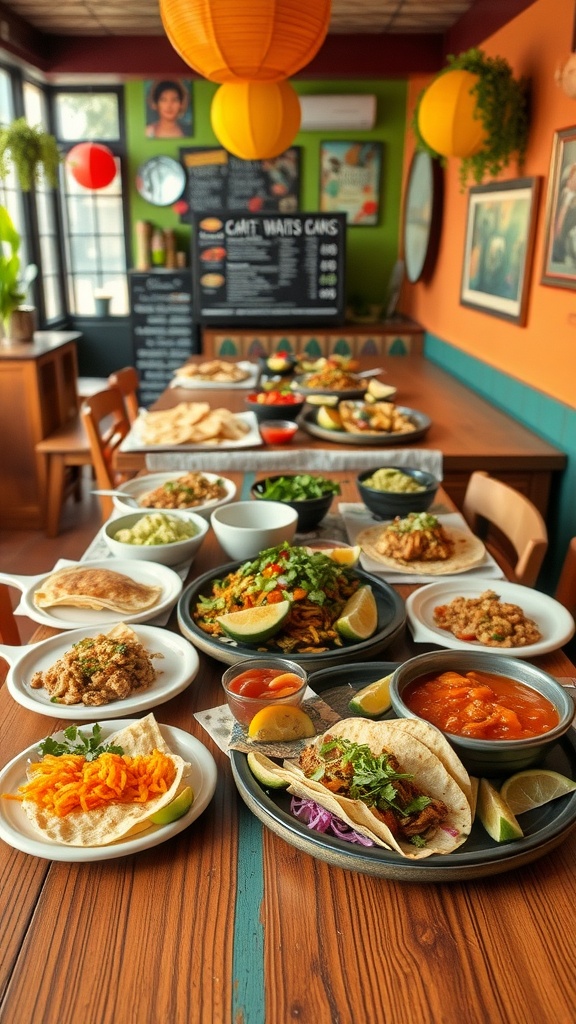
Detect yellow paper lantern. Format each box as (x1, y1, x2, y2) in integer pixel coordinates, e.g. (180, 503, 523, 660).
(418, 70, 487, 158)
(211, 81, 301, 160)
(159, 0, 331, 82)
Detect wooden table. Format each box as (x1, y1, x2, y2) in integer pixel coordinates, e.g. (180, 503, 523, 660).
(114, 355, 566, 517)
(1, 474, 575, 1024)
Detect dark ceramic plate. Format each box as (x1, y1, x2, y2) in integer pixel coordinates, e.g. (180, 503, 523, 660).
(300, 406, 432, 446)
(230, 667, 576, 882)
(177, 565, 405, 671)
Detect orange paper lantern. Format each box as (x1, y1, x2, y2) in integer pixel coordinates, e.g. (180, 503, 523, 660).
(418, 70, 487, 159)
(66, 143, 117, 190)
(211, 81, 301, 160)
(159, 0, 331, 82)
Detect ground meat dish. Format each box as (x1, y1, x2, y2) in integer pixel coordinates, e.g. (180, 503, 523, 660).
(138, 472, 227, 510)
(30, 634, 159, 706)
(433, 589, 542, 648)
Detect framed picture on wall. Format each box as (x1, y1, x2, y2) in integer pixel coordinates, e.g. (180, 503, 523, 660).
(319, 141, 383, 225)
(460, 177, 540, 325)
(541, 125, 576, 289)
(145, 78, 194, 139)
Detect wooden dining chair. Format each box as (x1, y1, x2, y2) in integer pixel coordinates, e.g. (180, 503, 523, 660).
(107, 366, 140, 424)
(556, 537, 576, 615)
(35, 416, 94, 538)
(80, 386, 133, 520)
(462, 470, 548, 587)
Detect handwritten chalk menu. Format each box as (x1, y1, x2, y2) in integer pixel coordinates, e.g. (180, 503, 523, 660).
(130, 270, 196, 405)
(179, 147, 301, 221)
(193, 213, 346, 326)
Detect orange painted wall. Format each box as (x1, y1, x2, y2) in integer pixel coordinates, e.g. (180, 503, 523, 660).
(400, 0, 576, 409)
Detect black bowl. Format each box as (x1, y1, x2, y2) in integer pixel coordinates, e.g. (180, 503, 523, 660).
(251, 474, 340, 532)
(356, 466, 439, 520)
(245, 391, 305, 422)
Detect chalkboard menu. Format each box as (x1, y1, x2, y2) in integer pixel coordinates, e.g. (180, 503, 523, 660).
(179, 147, 300, 221)
(129, 270, 197, 405)
(193, 212, 346, 326)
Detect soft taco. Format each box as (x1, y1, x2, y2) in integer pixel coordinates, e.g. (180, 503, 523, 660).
(357, 513, 486, 576)
(10, 714, 190, 847)
(260, 717, 472, 859)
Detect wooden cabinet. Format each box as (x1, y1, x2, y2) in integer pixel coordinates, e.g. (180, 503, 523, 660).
(0, 332, 81, 529)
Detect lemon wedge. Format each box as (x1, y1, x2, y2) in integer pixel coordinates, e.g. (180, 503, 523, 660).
(248, 705, 316, 742)
(476, 778, 523, 842)
(150, 785, 194, 825)
(499, 769, 576, 815)
(348, 673, 392, 718)
(367, 378, 397, 401)
(316, 405, 343, 430)
(325, 545, 362, 567)
(216, 601, 290, 644)
(335, 585, 378, 642)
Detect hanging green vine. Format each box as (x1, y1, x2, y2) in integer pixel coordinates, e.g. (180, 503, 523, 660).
(0, 118, 61, 191)
(412, 48, 530, 188)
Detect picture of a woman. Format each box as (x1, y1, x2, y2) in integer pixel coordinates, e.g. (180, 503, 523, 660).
(145, 79, 193, 139)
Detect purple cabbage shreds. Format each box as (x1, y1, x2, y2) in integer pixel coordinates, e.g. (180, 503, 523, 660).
(290, 796, 374, 846)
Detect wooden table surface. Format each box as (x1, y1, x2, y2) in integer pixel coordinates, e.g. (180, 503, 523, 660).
(1, 474, 575, 1024)
(113, 355, 566, 516)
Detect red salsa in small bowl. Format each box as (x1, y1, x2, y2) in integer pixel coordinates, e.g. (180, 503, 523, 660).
(403, 669, 560, 741)
(259, 419, 299, 445)
(222, 659, 307, 726)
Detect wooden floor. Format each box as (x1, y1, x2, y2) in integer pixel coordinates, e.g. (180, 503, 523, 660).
(0, 470, 103, 644)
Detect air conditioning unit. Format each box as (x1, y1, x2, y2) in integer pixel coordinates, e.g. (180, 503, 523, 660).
(299, 94, 377, 131)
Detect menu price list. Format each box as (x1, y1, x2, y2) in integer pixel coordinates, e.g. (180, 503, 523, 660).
(193, 212, 346, 326)
(130, 270, 197, 405)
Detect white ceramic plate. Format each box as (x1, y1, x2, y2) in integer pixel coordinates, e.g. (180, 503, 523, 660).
(406, 579, 576, 658)
(120, 411, 262, 452)
(3, 624, 200, 719)
(0, 559, 183, 630)
(0, 720, 218, 862)
(111, 471, 237, 519)
(171, 360, 259, 389)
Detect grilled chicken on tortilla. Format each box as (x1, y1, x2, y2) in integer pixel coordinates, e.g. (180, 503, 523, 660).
(260, 717, 471, 859)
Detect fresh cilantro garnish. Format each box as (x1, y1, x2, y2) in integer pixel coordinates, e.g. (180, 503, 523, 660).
(38, 724, 124, 761)
(258, 475, 339, 502)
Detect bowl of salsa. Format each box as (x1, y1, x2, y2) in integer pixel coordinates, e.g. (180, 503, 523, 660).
(390, 650, 575, 774)
(258, 419, 299, 445)
(222, 657, 308, 727)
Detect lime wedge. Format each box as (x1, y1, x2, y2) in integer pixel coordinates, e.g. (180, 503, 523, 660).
(367, 379, 397, 400)
(150, 785, 194, 825)
(476, 778, 523, 842)
(247, 751, 289, 789)
(500, 769, 576, 815)
(316, 405, 343, 430)
(217, 600, 290, 643)
(348, 673, 392, 718)
(335, 585, 378, 642)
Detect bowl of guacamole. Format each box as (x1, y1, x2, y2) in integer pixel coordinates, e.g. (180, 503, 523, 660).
(356, 466, 439, 519)
(104, 510, 209, 565)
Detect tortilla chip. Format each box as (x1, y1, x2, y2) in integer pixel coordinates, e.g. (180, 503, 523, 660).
(357, 523, 486, 575)
(21, 715, 190, 847)
(34, 567, 162, 613)
(138, 402, 248, 446)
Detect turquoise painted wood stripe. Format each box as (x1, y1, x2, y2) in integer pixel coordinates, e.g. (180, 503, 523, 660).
(232, 470, 266, 1022)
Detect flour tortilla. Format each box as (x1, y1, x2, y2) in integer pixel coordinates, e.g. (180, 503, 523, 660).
(34, 566, 162, 613)
(21, 714, 190, 847)
(357, 523, 486, 575)
(263, 718, 471, 859)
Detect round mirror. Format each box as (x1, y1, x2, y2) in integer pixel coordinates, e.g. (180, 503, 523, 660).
(403, 151, 443, 283)
(135, 156, 186, 206)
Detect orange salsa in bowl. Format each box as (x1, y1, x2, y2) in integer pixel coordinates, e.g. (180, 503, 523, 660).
(403, 670, 560, 741)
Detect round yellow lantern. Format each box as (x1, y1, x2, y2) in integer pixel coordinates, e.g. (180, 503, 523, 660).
(417, 70, 487, 158)
(211, 81, 301, 160)
(159, 0, 332, 82)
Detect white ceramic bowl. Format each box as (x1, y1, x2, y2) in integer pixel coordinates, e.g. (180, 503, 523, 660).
(111, 472, 236, 519)
(210, 501, 298, 561)
(104, 510, 209, 567)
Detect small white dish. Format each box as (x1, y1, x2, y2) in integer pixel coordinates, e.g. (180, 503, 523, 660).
(112, 472, 236, 519)
(210, 500, 298, 560)
(104, 510, 209, 567)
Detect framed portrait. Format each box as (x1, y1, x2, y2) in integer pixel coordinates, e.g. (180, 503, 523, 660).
(541, 125, 576, 289)
(145, 78, 194, 139)
(319, 141, 383, 225)
(460, 177, 540, 325)
(402, 151, 443, 283)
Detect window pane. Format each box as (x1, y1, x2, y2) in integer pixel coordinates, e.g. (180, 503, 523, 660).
(23, 81, 43, 127)
(66, 195, 97, 234)
(0, 68, 13, 121)
(43, 275, 60, 320)
(54, 93, 120, 141)
(97, 236, 125, 271)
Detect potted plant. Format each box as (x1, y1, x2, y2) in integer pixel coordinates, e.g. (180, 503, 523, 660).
(0, 117, 60, 191)
(0, 205, 37, 342)
(412, 48, 529, 187)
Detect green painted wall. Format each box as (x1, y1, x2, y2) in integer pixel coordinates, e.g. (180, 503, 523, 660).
(124, 78, 407, 310)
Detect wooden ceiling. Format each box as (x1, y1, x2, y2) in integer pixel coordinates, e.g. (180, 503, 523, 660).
(0, 1, 536, 78)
